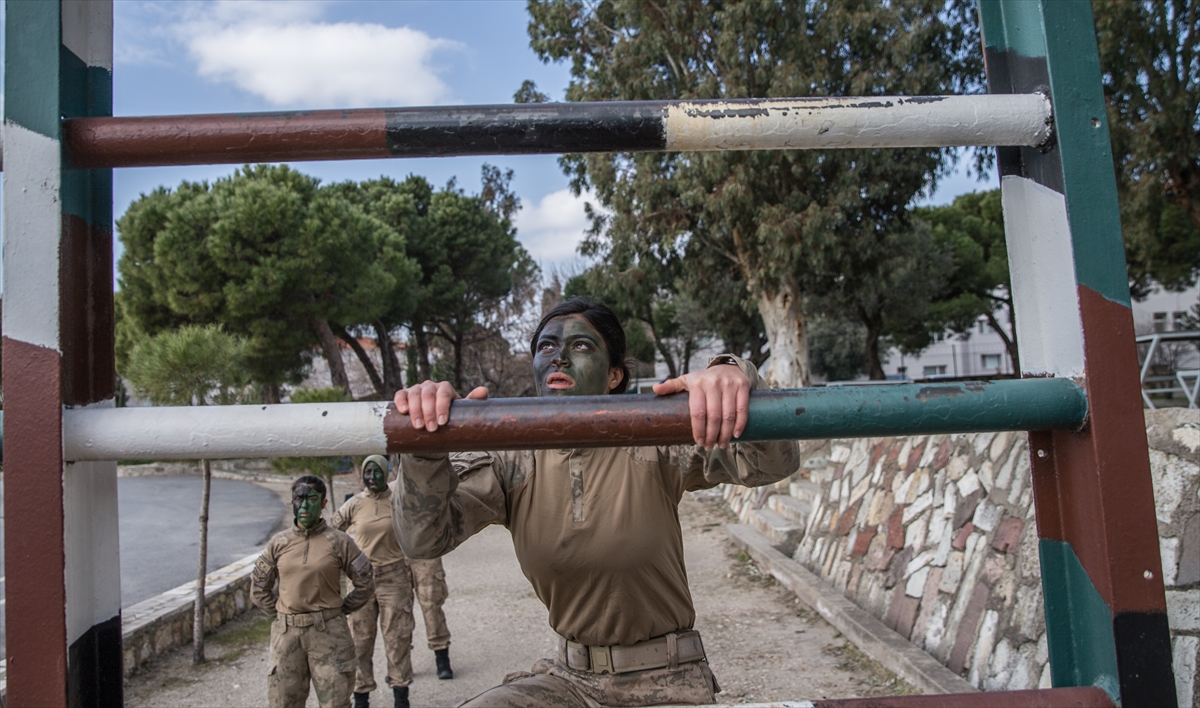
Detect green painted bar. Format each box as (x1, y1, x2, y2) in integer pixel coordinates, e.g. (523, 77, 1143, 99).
(740, 378, 1086, 443)
(1039, 539, 1121, 699)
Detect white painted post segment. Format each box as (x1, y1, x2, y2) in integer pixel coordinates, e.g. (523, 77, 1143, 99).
(61, 0, 113, 71)
(1, 124, 63, 351)
(64, 402, 392, 461)
(1001, 175, 1086, 378)
(665, 94, 1052, 151)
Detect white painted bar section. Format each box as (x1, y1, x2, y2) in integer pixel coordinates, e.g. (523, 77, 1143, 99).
(64, 402, 391, 461)
(664, 94, 1052, 151)
(1, 124, 63, 351)
(1001, 175, 1086, 378)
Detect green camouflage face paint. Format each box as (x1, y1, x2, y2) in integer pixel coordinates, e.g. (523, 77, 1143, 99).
(362, 462, 387, 493)
(533, 316, 616, 397)
(292, 484, 324, 529)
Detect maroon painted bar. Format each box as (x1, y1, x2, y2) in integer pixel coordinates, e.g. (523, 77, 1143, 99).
(806, 686, 1112, 707)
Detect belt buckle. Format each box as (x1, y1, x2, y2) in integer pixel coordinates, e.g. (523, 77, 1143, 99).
(588, 644, 614, 674)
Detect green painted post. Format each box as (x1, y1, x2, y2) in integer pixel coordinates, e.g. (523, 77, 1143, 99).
(979, 1, 1175, 705)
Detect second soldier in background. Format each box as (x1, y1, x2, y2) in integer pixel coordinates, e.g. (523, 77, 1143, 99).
(334, 455, 454, 708)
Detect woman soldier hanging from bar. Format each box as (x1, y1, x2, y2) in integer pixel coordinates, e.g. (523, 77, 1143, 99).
(390, 297, 801, 707)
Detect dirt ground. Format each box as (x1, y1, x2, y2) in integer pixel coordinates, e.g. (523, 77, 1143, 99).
(124, 489, 910, 707)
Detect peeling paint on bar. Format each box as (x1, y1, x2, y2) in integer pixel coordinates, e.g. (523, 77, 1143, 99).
(663, 95, 1052, 151)
(59, 94, 1052, 169)
(63, 379, 1086, 461)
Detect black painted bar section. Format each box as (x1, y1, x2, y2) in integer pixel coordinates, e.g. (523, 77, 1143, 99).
(66, 613, 123, 708)
(384, 101, 667, 156)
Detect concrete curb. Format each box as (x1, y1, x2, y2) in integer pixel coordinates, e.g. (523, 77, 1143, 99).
(726, 523, 977, 696)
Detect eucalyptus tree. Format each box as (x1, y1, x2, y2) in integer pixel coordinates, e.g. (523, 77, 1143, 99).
(1094, 0, 1200, 296)
(526, 0, 980, 386)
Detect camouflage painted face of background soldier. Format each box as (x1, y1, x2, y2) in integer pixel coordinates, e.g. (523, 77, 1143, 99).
(362, 460, 388, 494)
(293, 483, 327, 529)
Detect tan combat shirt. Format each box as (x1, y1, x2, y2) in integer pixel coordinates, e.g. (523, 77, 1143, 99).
(393, 356, 800, 647)
(251, 519, 374, 616)
(332, 483, 406, 567)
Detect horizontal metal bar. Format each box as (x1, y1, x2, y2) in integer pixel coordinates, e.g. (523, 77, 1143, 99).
(680, 686, 1114, 707)
(63, 379, 1085, 461)
(59, 94, 1052, 169)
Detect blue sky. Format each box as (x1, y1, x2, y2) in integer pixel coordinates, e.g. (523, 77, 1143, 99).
(6, 0, 995, 283)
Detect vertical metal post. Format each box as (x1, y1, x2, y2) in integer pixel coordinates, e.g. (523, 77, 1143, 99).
(979, 1, 1175, 705)
(2, 2, 122, 705)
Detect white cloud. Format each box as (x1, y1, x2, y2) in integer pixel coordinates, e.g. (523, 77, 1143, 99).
(514, 189, 601, 265)
(171, 1, 460, 107)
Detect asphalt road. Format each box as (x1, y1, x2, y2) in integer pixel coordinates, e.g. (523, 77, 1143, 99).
(118, 476, 287, 606)
(0, 475, 293, 659)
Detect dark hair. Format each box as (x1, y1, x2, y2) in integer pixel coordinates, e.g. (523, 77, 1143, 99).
(530, 297, 632, 394)
(292, 475, 327, 498)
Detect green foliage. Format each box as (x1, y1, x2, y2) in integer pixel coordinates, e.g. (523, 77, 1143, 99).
(808, 314, 867, 382)
(116, 165, 418, 397)
(912, 189, 1018, 370)
(124, 325, 252, 406)
(1095, 0, 1200, 295)
(271, 387, 352, 480)
(527, 0, 982, 384)
(514, 80, 551, 103)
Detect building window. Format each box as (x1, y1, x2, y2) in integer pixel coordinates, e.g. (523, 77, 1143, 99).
(1172, 311, 1188, 331)
(978, 319, 988, 334)
(981, 354, 1002, 370)
(923, 365, 947, 377)
(1153, 312, 1168, 332)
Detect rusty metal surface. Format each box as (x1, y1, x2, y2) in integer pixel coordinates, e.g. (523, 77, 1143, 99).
(63, 108, 389, 168)
(384, 379, 1088, 455)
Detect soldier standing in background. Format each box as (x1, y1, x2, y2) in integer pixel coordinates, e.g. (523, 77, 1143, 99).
(252, 475, 374, 708)
(389, 454, 455, 681)
(333, 455, 418, 708)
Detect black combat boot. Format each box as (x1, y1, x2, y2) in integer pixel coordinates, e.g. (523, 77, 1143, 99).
(393, 686, 409, 708)
(353, 692, 369, 708)
(435, 648, 454, 679)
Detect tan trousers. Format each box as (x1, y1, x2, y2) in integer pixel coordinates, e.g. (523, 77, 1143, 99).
(457, 657, 718, 707)
(268, 612, 356, 708)
(408, 557, 451, 650)
(348, 560, 415, 692)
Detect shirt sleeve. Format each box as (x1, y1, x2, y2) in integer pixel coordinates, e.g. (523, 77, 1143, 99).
(675, 354, 801, 494)
(330, 496, 355, 532)
(392, 450, 509, 560)
(250, 540, 280, 615)
(338, 536, 375, 614)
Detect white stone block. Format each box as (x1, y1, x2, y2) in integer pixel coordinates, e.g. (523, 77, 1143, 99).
(905, 490, 934, 523)
(920, 436, 943, 467)
(1173, 634, 1198, 708)
(933, 521, 954, 567)
(1166, 588, 1200, 631)
(1151, 449, 1200, 524)
(978, 461, 995, 493)
(1036, 632, 1048, 664)
(940, 552, 965, 592)
(970, 613, 1001, 687)
(923, 595, 950, 652)
(1161, 536, 1180, 587)
(973, 432, 995, 457)
(906, 513, 929, 551)
(990, 432, 1012, 461)
(906, 550, 936, 577)
(1006, 642, 1039, 690)
(957, 471, 982, 498)
(830, 444, 851, 463)
(906, 566, 930, 598)
(974, 499, 1002, 532)
(1173, 424, 1200, 453)
(995, 452, 1017, 491)
(942, 483, 958, 517)
(898, 439, 913, 467)
(1008, 458, 1028, 506)
(1038, 663, 1052, 689)
(947, 454, 969, 481)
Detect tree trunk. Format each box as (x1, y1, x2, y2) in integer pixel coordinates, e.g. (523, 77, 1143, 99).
(374, 321, 405, 394)
(193, 458, 212, 664)
(413, 327, 433, 381)
(334, 325, 386, 399)
(756, 278, 811, 388)
(985, 307, 1021, 375)
(861, 309, 887, 380)
(263, 383, 281, 404)
(311, 316, 350, 395)
(453, 330, 465, 390)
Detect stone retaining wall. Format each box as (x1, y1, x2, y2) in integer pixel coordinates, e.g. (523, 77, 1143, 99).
(122, 553, 259, 676)
(721, 408, 1198, 703)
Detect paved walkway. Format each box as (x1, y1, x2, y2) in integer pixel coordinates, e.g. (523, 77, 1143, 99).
(125, 492, 911, 707)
